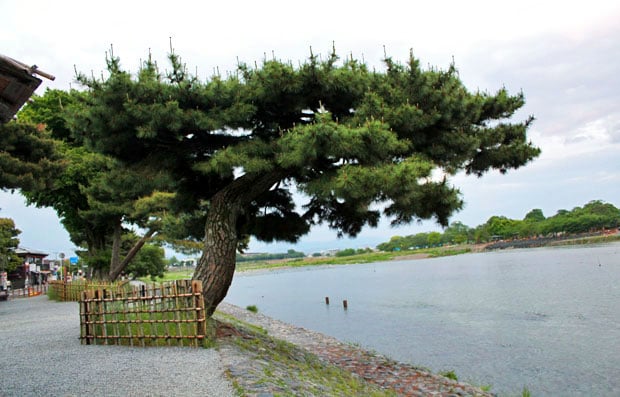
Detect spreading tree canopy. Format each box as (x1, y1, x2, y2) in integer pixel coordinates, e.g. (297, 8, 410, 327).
(68, 48, 540, 314)
(11, 89, 176, 279)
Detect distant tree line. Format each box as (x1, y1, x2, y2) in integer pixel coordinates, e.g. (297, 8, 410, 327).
(335, 247, 373, 257)
(236, 249, 305, 262)
(377, 200, 620, 251)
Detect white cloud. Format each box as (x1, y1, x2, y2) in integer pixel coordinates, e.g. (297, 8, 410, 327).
(1, 1, 619, 254)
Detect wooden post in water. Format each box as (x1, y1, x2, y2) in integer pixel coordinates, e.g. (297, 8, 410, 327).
(343, 299, 348, 310)
(325, 296, 330, 305)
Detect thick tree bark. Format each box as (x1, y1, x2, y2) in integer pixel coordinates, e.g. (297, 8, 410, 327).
(192, 193, 240, 316)
(193, 171, 285, 316)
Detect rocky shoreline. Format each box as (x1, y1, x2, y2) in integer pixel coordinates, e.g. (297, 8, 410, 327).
(216, 302, 494, 396)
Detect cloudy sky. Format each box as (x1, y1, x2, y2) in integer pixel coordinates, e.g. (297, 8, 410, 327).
(1, 0, 619, 257)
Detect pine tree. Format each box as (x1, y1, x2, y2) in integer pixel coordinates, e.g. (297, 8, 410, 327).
(69, 48, 540, 315)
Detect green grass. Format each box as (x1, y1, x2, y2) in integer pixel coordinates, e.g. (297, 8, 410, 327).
(234, 246, 471, 273)
(219, 318, 397, 396)
(46, 286, 61, 301)
(439, 369, 458, 381)
(246, 304, 258, 313)
(148, 234, 618, 280)
(140, 269, 194, 283)
(144, 245, 472, 280)
(213, 311, 268, 336)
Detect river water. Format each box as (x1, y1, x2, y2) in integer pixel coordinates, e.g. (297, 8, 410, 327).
(225, 243, 620, 396)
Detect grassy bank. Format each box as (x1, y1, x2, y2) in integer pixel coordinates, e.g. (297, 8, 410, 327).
(235, 245, 471, 273)
(144, 246, 470, 282)
(212, 311, 396, 396)
(149, 234, 619, 281)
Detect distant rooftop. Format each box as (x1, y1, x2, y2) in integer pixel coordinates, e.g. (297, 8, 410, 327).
(15, 247, 49, 257)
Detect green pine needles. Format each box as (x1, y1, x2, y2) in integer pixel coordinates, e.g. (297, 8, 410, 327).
(11, 45, 540, 312)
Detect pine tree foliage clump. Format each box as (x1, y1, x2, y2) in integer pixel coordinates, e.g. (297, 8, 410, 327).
(0, 122, 61, 190)
(0, 217, 21, 272)
(67, 47, 540, 314)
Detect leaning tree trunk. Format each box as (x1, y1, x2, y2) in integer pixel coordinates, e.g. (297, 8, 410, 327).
(108, 228, 157, 281)
(108, 219, 122, 280)
(193, 171, 284, 316)
(192, 193, 240, 316)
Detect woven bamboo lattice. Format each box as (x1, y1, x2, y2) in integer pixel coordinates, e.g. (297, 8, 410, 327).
(79, 280, 206, 347)
(49, 280, 127, 302)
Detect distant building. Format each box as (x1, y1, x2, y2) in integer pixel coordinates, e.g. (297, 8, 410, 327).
(9, 247, 49, 289)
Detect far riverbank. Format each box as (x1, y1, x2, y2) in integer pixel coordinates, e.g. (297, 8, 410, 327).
(233, 232, 620, 274)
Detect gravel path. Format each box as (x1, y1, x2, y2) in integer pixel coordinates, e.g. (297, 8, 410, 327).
(0, 295, 234, 397)
(1, 295, 494, 396)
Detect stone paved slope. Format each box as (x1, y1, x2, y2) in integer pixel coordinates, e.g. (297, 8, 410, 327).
(218, 302, 494, 397)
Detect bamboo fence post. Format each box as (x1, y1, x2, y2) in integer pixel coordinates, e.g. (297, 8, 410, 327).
(79, 290, 87, 344)
(112, 290, 121, 346)
(172, 281, 182, 346)
(85, 289, 93, 344)
(192, 280, 205, 346)
(149, 283, 160, 346)
(92, 289, 100, 345)
(182, 280, 190, 346)
(124, 290, 133, 347)
(100, 289, 108, 345)
(135, 286, 145, 347)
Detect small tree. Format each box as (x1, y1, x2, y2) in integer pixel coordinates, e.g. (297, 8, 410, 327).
(524, 209, 545, 223)
(0, 217, 21, 271)
(125, 243, 166, 280)
(442, 221, 471, 244)
(427, 231, 442, 246)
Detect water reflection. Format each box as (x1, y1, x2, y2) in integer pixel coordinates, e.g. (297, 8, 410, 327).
(225, 243, 620, 396)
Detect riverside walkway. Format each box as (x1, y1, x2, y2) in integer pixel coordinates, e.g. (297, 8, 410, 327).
(0, 295, 233, 396)
(1, 294, 493, 396)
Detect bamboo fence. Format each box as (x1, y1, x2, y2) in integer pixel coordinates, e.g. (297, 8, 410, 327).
(49, 279, 127, 302)
(79, 280, 206, 347)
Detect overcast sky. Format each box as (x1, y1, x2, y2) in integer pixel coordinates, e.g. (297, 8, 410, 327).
(1, 0, 619, 257)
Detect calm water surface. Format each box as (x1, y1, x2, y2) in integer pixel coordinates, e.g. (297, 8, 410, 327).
(225, 243, 620, 396)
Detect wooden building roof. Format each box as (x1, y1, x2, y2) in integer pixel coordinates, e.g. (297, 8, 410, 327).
(0, 54, 54, 124)
(15, 247, 49, 258)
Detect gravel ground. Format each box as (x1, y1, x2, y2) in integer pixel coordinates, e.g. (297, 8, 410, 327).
(0, 295, 234, 397)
